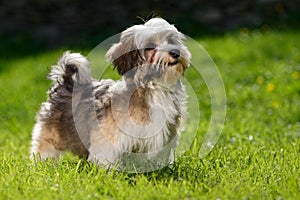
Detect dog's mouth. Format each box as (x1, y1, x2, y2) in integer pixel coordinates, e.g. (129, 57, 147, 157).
(168, 60, 179, 66)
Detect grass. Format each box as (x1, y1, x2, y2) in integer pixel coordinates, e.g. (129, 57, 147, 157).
(0, 28, 300, 199)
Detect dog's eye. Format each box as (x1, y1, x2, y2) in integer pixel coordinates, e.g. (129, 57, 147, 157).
(145, 43, 156, 51)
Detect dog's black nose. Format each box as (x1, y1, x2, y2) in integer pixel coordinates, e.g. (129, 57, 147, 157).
(169, 49, 180, 59)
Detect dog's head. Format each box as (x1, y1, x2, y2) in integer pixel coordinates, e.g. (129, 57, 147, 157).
(106, 18, 191, 86)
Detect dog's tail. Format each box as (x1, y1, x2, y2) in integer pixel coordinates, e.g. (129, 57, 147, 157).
(48, 51, 92, 87)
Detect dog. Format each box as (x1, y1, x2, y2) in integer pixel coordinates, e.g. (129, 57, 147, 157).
(30, 18, 191, 170)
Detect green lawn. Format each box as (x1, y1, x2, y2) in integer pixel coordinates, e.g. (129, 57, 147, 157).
(0, 29, 299, 199)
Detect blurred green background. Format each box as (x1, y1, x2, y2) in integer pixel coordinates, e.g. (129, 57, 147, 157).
(1, 0, 299, 58)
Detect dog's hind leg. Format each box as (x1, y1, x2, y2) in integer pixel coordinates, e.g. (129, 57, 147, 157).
(30, 122, 64, 160)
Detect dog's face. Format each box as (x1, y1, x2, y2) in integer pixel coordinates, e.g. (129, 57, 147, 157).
(106, 18, 191, 86)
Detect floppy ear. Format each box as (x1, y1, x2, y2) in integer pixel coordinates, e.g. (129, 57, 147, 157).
(106, 26, 143, 76)
(106, 42, 141, 76)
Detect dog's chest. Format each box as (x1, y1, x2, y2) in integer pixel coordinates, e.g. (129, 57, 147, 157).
(94, 81, 185, 153)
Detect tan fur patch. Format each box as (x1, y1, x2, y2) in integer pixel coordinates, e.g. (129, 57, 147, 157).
(129, 88, 151, 125)
(90, 88, 151, 146)
(35, 125, 62, 158)
(92, 107, 118, 145)
(35, 123, 89, 159)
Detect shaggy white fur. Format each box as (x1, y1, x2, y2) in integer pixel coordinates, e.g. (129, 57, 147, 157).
(30, 18, 191, 171)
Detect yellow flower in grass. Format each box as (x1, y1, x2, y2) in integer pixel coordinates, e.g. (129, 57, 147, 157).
(292, 71, 299, 80)
(267, 83, 275, 92)
(256, 76, 264, 84)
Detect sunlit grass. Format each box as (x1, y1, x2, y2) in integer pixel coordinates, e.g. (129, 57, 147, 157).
(0, 29, 299, 199)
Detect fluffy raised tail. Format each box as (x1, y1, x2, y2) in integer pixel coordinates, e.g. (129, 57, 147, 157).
(48, 51, 92, 87)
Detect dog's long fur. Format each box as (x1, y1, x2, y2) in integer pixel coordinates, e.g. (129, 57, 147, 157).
(31, 18, 191, 168)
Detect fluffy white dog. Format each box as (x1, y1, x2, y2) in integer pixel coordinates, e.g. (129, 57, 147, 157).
(30, 18, 191, 170)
